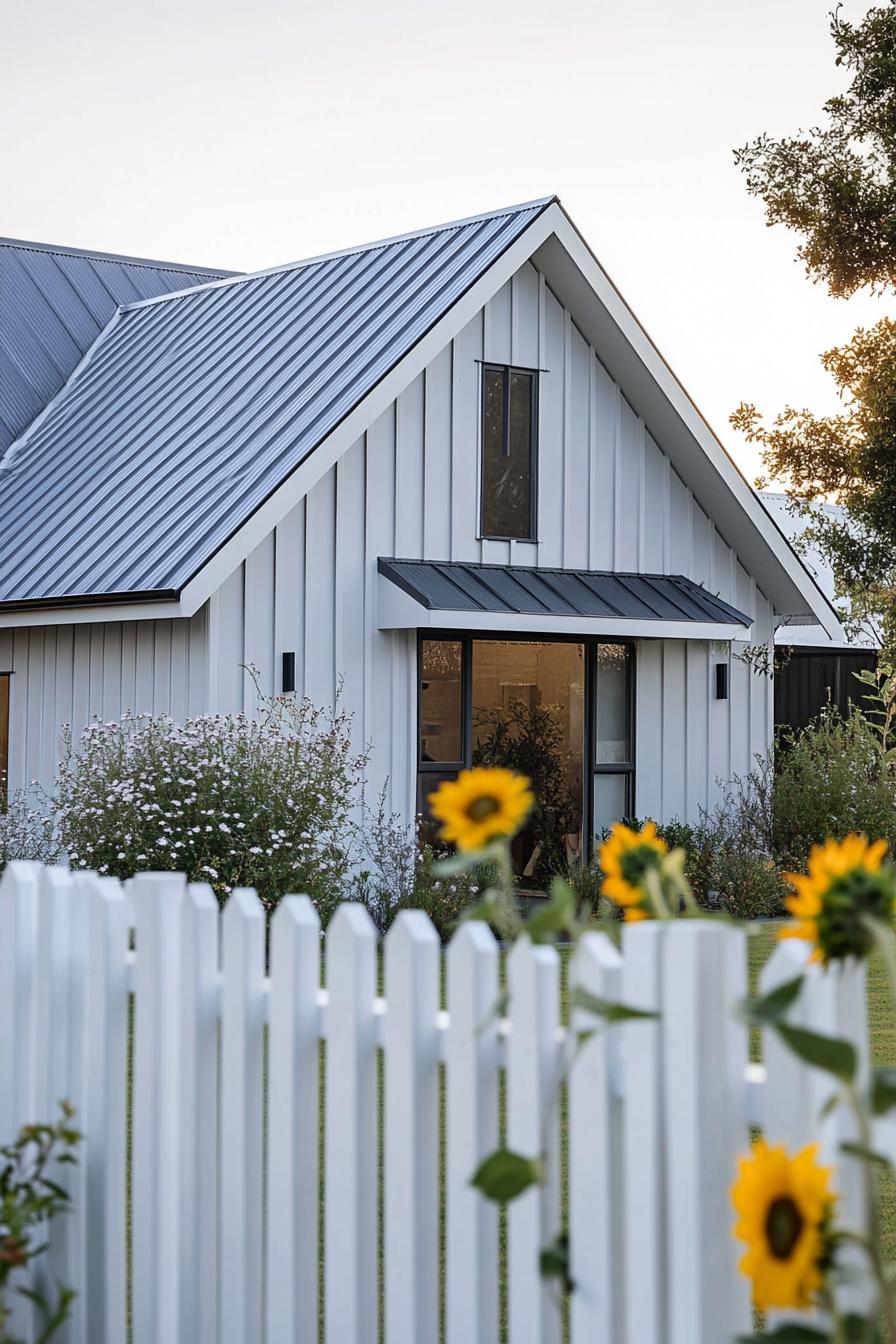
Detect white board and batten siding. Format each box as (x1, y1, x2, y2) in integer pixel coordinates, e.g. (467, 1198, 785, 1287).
(1, 609, 209, 795)
(206, 260, 774, 824)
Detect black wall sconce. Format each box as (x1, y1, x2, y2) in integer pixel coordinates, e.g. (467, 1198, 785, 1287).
(715, 662, 729, 700)
(282, 651, 296, 694)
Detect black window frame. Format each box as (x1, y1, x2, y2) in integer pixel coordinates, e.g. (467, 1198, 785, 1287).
(417, 632, 635, 857)
(478, 363, 539, 543)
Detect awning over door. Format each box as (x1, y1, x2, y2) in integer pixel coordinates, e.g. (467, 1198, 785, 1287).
(377, 558, 753, 640)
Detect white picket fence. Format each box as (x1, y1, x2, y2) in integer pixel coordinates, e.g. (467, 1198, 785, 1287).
(0, 860, 883, 1344)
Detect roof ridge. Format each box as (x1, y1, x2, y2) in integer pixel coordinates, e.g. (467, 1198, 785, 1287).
(0, 236, 235, 277)
(117, 196, 557, 314)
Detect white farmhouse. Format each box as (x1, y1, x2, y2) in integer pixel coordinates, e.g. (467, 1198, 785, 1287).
(0, 199, 839, 863)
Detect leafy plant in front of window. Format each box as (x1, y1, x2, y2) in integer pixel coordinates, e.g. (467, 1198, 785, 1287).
(0, 1103, 81, 1344)
(54, 684, 368, 921)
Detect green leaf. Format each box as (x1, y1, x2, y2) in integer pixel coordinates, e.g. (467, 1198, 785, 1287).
(470, 1149, 542, 1204)
(840, 1140, 892, 1169)
(775, 1022, 857, 1083)
(525, 878, 576, 944)
(736, 975, 805, 1027)
(871, 1066, 896, 1115)
(539, 1230, 574, 1293)
(842, 1314, 883, 1343)
(569, 984, 658, 1024)
(735, 1325, 829, 1343)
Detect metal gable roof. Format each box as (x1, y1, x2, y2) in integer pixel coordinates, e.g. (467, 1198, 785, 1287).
(0, 238, 234, 455)
(0, 199, 552, 608)
(378, 558, 752, 627)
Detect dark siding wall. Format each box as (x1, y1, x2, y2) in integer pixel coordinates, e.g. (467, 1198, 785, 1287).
(774, 647, 877, 734)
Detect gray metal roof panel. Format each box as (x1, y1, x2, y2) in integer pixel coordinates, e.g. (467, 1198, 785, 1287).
(0, 237, 235, 456)
(0, 201, 552, 606)
(378, 559, 752, 627)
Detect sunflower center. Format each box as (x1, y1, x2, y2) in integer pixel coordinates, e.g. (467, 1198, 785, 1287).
(619, 844, 662, 886)
(765, 1196, 804, 1260)
(467, 795, 501, 822)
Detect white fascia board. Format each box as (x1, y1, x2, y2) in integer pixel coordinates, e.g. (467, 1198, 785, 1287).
(0, 597, 186, 629)
(533, 212, 844, 642)
(377, 573, 750, 642)
(176, 207, 559, 618)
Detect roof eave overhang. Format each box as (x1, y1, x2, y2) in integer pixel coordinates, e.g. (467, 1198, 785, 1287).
(0, 591, 182, 628)
(377, 572, 752, 642)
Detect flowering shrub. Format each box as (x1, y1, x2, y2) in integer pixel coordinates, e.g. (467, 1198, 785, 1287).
(352, 794, 492, 941)
(0, 790, 59, 876)
(54, 692, 367, 918)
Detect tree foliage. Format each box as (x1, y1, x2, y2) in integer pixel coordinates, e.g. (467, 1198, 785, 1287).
(732, 3, 896, 651)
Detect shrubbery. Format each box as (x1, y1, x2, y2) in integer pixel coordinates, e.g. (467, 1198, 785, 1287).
(54, 691, 367, 920)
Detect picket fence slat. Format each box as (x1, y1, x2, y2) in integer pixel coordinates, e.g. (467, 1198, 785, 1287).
(662, 921, 752, 1342)
(83, 874, 128, 1344)
(132, 872, 186, 1344)
(507, 936, 561, 1344)
(384, 910, 440, 1344)
(325, 903, 378, 1344)
(220, 887, 266, 1344)
(569, 931, 623, 1344)
(621, 921, 665, 1344)
(266, 895, 321, 1344)
(445, 921, 500, 1344)
(1, 861, 887, 1344)
(178, 884, 220, 1344)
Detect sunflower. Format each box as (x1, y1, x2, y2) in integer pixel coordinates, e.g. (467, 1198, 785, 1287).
(428, 767, 534, 852)
(780, 833, 895, 965)
(731, 1140, 835, 1311)
(597, 820, 668, 921)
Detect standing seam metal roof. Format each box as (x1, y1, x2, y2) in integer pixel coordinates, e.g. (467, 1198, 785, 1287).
(0, 238, 234, 455)
(0, 199, 553, 606)
(378, 558, 752, 626)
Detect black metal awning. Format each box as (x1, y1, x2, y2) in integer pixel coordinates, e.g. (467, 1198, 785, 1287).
(377, 558, 752, 638)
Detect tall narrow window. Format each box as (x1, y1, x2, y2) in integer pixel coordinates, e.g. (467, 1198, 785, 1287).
(0, 673, 9, 811)
(592, 644, 634, 836)
(480, 365, 537, 540)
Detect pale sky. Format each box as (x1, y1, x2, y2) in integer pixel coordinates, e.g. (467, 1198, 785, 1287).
(2, 0, 887, 482)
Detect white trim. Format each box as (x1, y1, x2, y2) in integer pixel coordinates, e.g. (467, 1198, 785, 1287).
(376, 573, 750, 643)
(0, 598, 185, 629)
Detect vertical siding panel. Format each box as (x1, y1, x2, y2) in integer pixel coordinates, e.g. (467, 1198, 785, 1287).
(7, 632, 26, 791)
(668, 471, 691, 574)
(691, 503, 712, 590)
(450, 314, 482, 563)
(616, 400, 640, 571)
(484, 281, 512, 363)
(395, 376, 425, 558)
(635, 642, 662, 819)
(729, 564, 753, 778)
(423, 347, 452, 557)
(71, 625, 92, 749)
(54, 624, 74, 781)
(590, 362, 616, 569)
(134, 621, 156, 716)
(365, 416, 397, 806)
(169, 618, 190, 722)
(152, 621, 172, 715)
(514, 265, 540, 365)
(27, 628, 45, 783)
(564, 321, 589, 568)
(685, 641, 709, 821)
(188, 607, 208, 715)
(101, 622, 121, 723)
(480, 288, 508, 567)
(661, 641, 686, 822)
(274, 504, 304, 697)
(304, 469, 337, 708)
(39, 625, 58, 786)
(642, 435, 666, 572)
(335, 438, 367, 743)
(243, 532, 275, 707)
(119, 623, 137, 716)
(539, 287, 565, 567)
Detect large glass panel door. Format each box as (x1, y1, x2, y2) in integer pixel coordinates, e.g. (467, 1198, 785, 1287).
(471, 640, 584, 884)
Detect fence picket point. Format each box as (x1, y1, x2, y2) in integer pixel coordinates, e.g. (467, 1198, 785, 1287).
(446, 921, 500, 1344)
(384, 910, 440, 1344)
(266, 895, 321, 1344)
(324, 903, 378, 1344)
(569, 930, 623, 1344)
(219, 886, 267, 1344)
(507, 935, 561, 1344)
